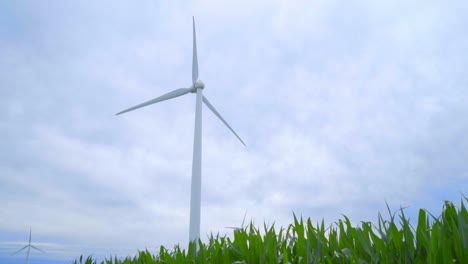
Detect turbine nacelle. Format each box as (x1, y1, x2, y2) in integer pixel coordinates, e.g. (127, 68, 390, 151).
(191, 80, 205, 92)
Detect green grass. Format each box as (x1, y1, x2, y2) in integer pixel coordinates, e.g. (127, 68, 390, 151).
(74, 197, 467, 264)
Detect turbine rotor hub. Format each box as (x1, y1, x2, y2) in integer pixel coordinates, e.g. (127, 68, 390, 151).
(194, 80, 204, 89)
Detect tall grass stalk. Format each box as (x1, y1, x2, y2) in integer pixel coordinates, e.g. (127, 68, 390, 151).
(74, 198, 467, 264)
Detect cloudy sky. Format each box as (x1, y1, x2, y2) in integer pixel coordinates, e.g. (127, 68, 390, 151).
(1, 0, 467, 263)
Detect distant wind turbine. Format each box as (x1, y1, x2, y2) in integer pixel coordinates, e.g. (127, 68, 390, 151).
(116, 17, 245, 242)
(226, 210, 248, 232)
(12, 227, 45, 264)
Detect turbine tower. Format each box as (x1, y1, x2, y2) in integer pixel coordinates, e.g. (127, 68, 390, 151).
(116, 17, 245, 242)
(12, 227, 45, 264)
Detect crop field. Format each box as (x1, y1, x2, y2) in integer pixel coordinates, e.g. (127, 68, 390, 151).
(74, 198, 467, 264)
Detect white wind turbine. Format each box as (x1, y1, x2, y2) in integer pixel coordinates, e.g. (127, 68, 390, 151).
(226, 210, 248, 233)
(12, 227, 45, 264)
(116, 17, 245, 242)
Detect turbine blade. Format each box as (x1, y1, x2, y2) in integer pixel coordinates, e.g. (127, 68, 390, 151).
(29, 227, 31, 245)
(192, 16, 198, 83)
(31, 245, 46, 253)
(202, 96, 246, 146)
(12, 245, 28, 255)
(116, 88, 191, 115)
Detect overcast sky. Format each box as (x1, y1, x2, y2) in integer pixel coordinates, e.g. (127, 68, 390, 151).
(1, 0, 467, 263)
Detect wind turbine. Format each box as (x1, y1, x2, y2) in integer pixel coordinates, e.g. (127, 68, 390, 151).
(116, 17, 245, 242)
(226, 210, 248, 233)
(12, 227, 45, 264)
